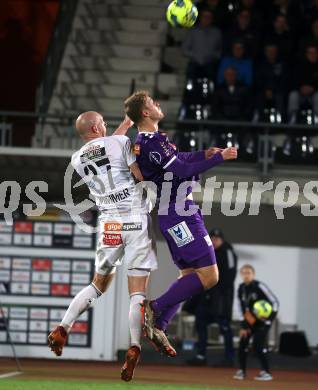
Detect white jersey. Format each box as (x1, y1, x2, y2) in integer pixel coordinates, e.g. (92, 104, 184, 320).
(71, 135, 147, 215)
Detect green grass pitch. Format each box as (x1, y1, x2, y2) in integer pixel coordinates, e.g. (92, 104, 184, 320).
(0, 380, 255, 390)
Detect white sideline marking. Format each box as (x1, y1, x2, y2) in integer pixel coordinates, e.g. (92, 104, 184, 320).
(0, 371, 23, 379)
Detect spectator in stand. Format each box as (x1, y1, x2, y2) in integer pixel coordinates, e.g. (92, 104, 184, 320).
(304, 0, 318, 27)
(288, 45, 318, 122)
(265, 14, 293, 62)
(270, 0, 303, 32)
(182, 8, 222, 80)
(239, 0, 264, 36)
(298, 19, 318, 57)
(255, 43, 288, 119)
(213, 66, 253, 120)
(217, 41, 253, 86)
(196, 0, 229, 27)
(224, 10, 259, 57)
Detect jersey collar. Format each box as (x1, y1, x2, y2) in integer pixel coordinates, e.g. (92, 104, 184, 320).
(138, 131, 158, 135)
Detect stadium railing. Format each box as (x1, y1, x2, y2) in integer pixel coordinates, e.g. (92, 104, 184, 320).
(176, 118, 318, 176)
(1, 110, 318, 177)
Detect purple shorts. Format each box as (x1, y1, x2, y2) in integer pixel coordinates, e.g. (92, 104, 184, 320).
(159, 208, 216, 270)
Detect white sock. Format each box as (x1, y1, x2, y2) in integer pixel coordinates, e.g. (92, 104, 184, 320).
(61, 283, 102, 330)
(129, 293, 145, 349)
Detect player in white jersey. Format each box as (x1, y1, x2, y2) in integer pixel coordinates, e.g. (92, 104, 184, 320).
(48, 111, 157, 381)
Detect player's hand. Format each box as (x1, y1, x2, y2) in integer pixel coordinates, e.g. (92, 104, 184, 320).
(240, 329, 250, 338)
(123, 114, 134, 128)
(221, 147, 237, 161)
(205, 147, 224, 159)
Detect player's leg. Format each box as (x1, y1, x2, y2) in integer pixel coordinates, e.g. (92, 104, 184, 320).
(146, 263, 218, 320)
(127, 269, 150, 349)
(61, 272, 114, 331)
(49, 217, 122, 357)
(48, 271, 115, 356)
(253, 325, 273, 381)
(142, 263, 218, 357)
(121, 214, 158, 380)
(121, 269, 149, 382)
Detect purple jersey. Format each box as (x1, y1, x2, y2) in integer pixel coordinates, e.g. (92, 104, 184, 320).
(135, 130, 223, 268)
(135, 131, 209, 211)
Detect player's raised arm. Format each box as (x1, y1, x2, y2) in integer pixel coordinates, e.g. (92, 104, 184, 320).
(129, 161, 144, 182)
(113, 115, 134, 136)
(166, 147, 237, 178)
(178, 147, 224, 162)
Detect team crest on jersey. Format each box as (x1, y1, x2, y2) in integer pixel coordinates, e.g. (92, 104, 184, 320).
(149, 151, 162, 164)
(168, 221, 194, 247)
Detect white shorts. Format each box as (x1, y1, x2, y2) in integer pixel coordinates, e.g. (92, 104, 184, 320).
(95, 213, 158, 275)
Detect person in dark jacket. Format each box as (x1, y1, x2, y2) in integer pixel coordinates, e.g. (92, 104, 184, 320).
(255, 43, 288, 119)
(182, 8, 222, 80)
(186, 229, 237, 366)
(214, 66, 253, 120)
(287, 44, 318, 121)
(233, 264, 279, 382)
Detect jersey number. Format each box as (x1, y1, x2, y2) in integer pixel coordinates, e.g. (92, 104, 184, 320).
(83, 157, 115, 191)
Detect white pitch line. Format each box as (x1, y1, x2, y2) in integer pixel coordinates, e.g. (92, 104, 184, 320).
(0, 371, 23, 379)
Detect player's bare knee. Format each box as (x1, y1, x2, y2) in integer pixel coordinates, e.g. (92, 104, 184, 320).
(92, 273, 114, 293)
(203, 273, 218, 290)
(196, 266, 219, 289)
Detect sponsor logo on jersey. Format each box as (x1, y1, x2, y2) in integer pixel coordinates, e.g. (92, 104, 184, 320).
(167, 221, 194, 247)
(103, 233, 123, 247)
(160, 142, 174, 157)
(149, 151, 162, 165)
(104, 222, 142, 232)
(104, 222, 122, 232)
(122, 222, 142, 231)
(80, 146, 106, 162)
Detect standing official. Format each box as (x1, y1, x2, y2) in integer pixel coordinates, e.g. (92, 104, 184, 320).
(187, 229, 237, 366)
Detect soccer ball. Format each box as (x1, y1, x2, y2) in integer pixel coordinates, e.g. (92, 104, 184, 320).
(166, 0, 198, 28)
(253, 300, 272, 320)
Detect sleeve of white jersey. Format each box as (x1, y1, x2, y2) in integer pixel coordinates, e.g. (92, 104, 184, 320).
(121, 136, 136, 167)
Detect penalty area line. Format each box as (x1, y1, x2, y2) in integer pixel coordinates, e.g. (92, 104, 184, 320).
(0, 371, 23, 379)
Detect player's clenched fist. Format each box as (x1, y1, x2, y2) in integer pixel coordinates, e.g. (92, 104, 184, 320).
(221, 147, 238, 160)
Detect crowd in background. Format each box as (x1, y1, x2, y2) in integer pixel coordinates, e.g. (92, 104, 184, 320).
(178, 0, 318, 123)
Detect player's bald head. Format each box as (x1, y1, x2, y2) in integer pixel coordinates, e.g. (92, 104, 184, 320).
(75, 111, 106, 140)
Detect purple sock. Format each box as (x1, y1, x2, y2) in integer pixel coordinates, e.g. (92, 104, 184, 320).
(151, 273, 204, 314)
(155, 303, 181, 332)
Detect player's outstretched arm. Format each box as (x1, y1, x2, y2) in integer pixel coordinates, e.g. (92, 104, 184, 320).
(129, 161, 144, 182)
(113, 115, 134, 136)
(167, 147, 237, 178)
(178, 147, 224, 162)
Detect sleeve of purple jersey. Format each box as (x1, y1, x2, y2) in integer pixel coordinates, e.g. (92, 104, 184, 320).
(165, 152, 224, 178)
(177, 151, 205, 162)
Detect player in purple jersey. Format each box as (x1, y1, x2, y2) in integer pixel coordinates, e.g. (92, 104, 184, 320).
(123, 91, 237, 356)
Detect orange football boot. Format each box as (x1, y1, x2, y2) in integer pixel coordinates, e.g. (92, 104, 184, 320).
(48, 325, 67, 356)
(121, 345, 141, 381)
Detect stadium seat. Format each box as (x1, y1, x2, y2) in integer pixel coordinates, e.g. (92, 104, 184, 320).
(183, 78, 215, 105)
